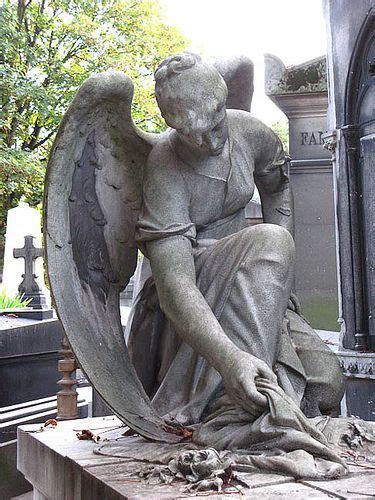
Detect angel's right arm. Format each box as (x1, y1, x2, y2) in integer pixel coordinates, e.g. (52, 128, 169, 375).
(146, 235, 238, 371)
(136, 142, 238, 371)
(146, 231, 274, 411)
(136, 143, 275, 411)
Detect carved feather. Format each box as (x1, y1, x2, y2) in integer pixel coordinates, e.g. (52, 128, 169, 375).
(45, 71, 181, 443)
(69, 130, 116, 303)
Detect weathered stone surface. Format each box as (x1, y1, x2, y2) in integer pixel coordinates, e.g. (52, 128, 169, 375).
(324, 0, 375, 351)
(265, 54, 327, 94)
(44, 70, 177, 443)
(303, 472, 375, 499)
(17, 418, 375, 500)
(45, 52, 346, 478)
(0, 439, 31, 499)
(213, 55, 253, 111)
(324, 0, 375, 420)
(265, 55, 327, 95)
(265, 53, 338, 331)
(0, 317, 61, 408)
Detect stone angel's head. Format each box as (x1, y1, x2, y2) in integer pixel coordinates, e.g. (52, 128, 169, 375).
(155, 52, 229, 156)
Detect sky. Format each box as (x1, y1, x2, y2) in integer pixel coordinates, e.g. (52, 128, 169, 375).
(160, 0, 327, 125)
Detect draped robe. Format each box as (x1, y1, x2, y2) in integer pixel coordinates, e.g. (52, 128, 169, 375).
(127, 111, 345, 476)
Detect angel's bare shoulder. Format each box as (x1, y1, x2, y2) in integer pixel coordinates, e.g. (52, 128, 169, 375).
(143, 132, 185, 191)
(227, 109, 282, 167)
(147, 132, 174, 162)
(227, 110, 277, 143)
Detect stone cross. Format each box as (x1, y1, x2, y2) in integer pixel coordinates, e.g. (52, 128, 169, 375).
(2, 201, 45, 298)
(13, 235, 47, 309)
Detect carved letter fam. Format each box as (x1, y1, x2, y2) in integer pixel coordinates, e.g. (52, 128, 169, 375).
(301, 131, 324, 146)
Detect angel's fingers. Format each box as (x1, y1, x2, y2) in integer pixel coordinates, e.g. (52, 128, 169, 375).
(257, 365, 277, 384)
(243, 380, 268, 408)
(232, 389, 264, 417)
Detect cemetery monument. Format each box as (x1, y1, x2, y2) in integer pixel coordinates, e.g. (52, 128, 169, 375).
(324, 0, 375, 421)
(264, 54, 339, 332)
(38, 51, 374, 493)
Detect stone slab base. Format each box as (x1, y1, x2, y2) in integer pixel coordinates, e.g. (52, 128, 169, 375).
(17, 416, 375, 499)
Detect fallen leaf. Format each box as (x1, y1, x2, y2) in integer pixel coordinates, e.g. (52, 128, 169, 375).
(163, 424, 193, 439)
(76, 429, 100, 443)
(44, 419, 58, 428)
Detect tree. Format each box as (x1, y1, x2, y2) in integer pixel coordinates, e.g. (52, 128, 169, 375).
(0, 0, 187, 259)
(271, 119, 289, 153)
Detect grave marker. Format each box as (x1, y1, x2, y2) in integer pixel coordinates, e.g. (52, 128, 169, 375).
(13, 235, 44, 307)
(2, 201, 49, 304)
(265, 54, 339, 331)
(11, 235, 52, 319)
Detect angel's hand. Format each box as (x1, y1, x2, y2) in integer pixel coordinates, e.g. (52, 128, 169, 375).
(220, 351, 277, 416)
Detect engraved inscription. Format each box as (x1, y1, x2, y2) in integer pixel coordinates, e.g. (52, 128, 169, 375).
(300, 131, 324, 146)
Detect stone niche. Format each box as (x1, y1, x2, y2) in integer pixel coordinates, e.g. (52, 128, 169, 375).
(324, 0, 375, 420)
(265, 55, 339, 332)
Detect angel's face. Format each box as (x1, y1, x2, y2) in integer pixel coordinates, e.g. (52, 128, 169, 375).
(164, 101, 228, 157)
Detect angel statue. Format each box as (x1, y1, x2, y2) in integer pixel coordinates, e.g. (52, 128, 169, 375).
(45, 52, 348, 479)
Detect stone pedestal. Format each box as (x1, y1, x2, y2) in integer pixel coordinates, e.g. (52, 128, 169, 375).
(0, 317, 62, 409)
(17, 417, 375, 499)
(265, 56, 339, 331)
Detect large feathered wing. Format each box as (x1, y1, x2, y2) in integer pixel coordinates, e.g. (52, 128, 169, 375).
(214, 55, 254, 112)
(44, 71, 181, 442)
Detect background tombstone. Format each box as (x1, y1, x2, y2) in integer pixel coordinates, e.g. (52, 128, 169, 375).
(324, 0, 375, 420)
(265, 55, 339, 331)
(13, 236, 48, 309)
(2, 201, 50, 306)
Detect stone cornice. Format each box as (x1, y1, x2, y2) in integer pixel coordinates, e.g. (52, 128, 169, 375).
(338, 350, 375, 379)
(265, 54, 327, 96)
(290, 159, 332, 174)
(266, 92, 328, 118)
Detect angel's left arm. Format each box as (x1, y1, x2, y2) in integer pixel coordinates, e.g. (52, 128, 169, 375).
(253, 125, 294, 237)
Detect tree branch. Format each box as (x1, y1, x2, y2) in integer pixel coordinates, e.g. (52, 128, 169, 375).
(31, 0, 46, 47)
(17, 0, 32, 24)
(47, 29, 55, 64)
(28, 128, 56, 150)
(62, 39, 86, 63)
(24, 16, 32, 45)
(22, 119, 42, 150)
(5, 101, 29, 147)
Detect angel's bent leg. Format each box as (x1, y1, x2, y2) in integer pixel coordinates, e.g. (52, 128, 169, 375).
(196, 224, 295, 368)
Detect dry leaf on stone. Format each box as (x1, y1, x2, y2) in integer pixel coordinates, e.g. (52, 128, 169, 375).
(76, 429, 100, 443)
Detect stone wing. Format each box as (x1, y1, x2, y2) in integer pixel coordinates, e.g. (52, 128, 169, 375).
(214, 55, 254, 112)
(44, 71, 181, 443)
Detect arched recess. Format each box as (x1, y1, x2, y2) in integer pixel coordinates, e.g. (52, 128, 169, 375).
(342, 8, 375, 350)
(345, 8, 375, 126)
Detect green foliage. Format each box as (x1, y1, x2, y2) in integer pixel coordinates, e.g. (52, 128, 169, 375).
(0, 288, 32, 309)
(271, 120, 289, 153)
(0, 0, 188, 254)
(0, 147, 44, 256)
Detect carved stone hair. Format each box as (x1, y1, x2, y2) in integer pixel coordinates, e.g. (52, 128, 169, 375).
(155, 52, 202, 82)
(154, 52, 227, 114)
